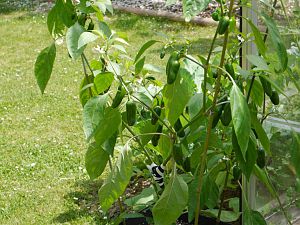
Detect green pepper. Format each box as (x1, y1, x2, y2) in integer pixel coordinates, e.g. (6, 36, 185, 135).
(151, 106, 162, 125)
(111, 85, 126, 108)
(87, 20, 94, 31)
(212, 10, 220, 21)
(218, 16, 230, 35)
(256, 147, 266, 169)
(174, 118, 185, 138)
(78, 13, 87, 26)
(212, 105, 223, 128)
(220, 102, 232, 126)
(152, 125, 163, 147)
(173, 143, 184, 166)
(259, 76, 273, 97)
(270, 91, 279, 105)
(225, 63, 235, 80)
(166, 51, 180, 84)
(233, 165, 242, 181)
(126, 100, 137, 126)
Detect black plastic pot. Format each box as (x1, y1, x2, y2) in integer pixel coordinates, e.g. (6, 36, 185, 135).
(119, 212, 234, 225)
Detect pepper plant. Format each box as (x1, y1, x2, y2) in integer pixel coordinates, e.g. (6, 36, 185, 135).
(34, 0, 300, 224)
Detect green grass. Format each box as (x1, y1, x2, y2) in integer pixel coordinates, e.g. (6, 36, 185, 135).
(0, 10, 216, 224)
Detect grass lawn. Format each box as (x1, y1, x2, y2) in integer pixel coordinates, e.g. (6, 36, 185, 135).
(0, 8, 217, 224)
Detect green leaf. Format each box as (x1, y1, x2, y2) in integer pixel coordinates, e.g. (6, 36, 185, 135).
(182, 0, 211, 22)
(187, 93, 203, 119)
(200, 174, 219, 209)
(153, 174, 188, 225)
(158, 131, 172, 160)
(94, 107, 121, 145)
(85, 142, 109, 180)
(98, 145, 133, 212)
(124, 186, 157, 211)
(230, 84, 251, 160)
(59, 0, 76, 27)
(134, 120, 159, 146)
(135, 56, 146, 75)
(251, 114, 270, 155)
(47, 3, 65, 37)
(78, 32, 99, 49)
(253, 165, 276, 197)
(66, 22, 86, 60)
(246, 55, 269, 71)
(290, 133, 300, 178)
(244, 209, 267, 225)
(233, 132, 257, 180)
(94, 72, 114, 94)
(163, 68, 195, 125)
(188, 174, 219, 222)
(134, 40, 158, 63)
(34, 43, 56, 94)
(79, 75, 97, 107)
(98, 21, 112, 38)
(203, 209, 241, 223)
(182, 56, 204, 92)
(247, 19, 266, 57)
(246, 79, 264, 106)
(262, 13, 288, 71)
(102, 132, 118, 156)
(83, 95, 108, 141)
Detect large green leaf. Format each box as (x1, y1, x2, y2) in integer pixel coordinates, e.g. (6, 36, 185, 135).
(78, 32, 99, 49)
(188, 174, 219, 222)
(102, 132, 118, 156)
(94, 72, 114, 94)
(153, 173, 188, 225)
(262, 13, 288, 71)
(85, 142, 109, 180)
(34, 43, 56, 94)
(94, 107, 121, 145)
(251, 114, 270, 155)
(47, 3, 65, 37)
(59, 0, 76, 27)
(182, 0, 211, 22)
(98, 145, 133, 212)
(66, 22, 86, 60)
(134, 40, 158, 63)
(244, 209, 267, 225)
(230, 84, 251, 160)
(83, 95, 108, 141)
(253, 165, 276, 197)
(124, 186, 157, 211)
(203, 209, 241, 223)
(158, 130, 172, 160)
(182, 56, 204, 92)
(247, 19, 266, 57)
(163, 68, 195, 126)
(134, 120, 159, 146)
(233, 132, 257, 180)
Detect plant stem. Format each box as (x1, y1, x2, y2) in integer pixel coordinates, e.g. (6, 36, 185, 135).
(81, 54, 93, 97)
(130, 94, 175, 135)
(265, 169, 293, 225)
(194, 1, 235, 224)
(203, 31, 219, 111)
(123, 121, 154, 163)
(216, 164, 230, 224)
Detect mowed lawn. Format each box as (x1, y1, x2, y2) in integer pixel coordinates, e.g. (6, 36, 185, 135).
(0, 9, 217, 224)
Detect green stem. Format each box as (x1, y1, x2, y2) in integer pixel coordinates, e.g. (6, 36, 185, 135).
(265, 169, 293, 225)
(123, 121, 154, 163)
(203, 31, 219, 111)
(194, 1, 235, 224)
(81, 54, 93, 97)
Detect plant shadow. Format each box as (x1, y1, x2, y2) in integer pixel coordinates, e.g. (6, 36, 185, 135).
(52, 179, 106, 224)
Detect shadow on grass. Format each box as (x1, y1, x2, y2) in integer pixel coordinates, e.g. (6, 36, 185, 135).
(53, 179, 106, 224)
